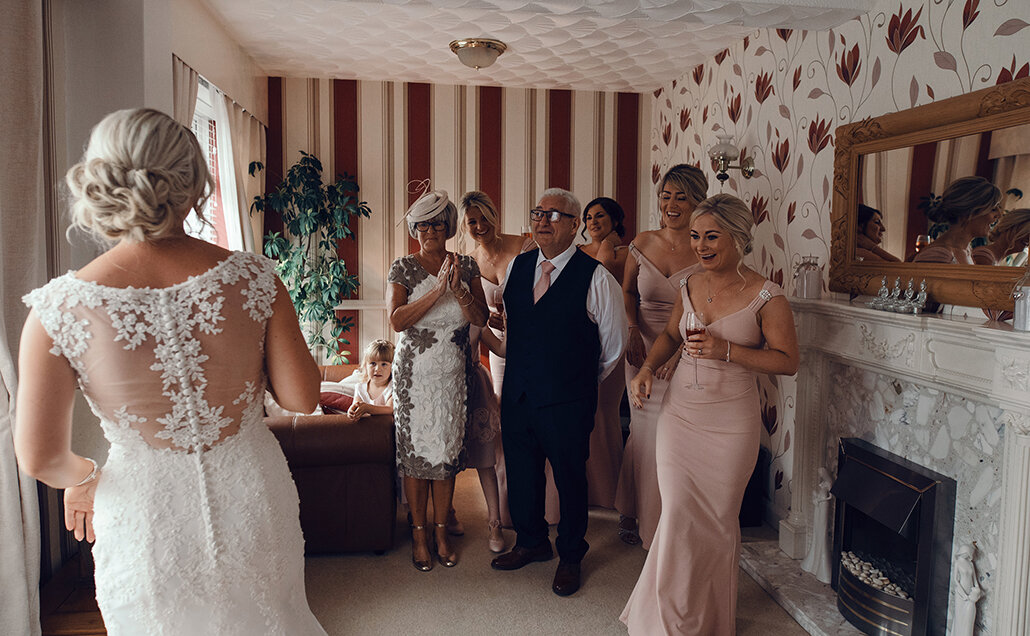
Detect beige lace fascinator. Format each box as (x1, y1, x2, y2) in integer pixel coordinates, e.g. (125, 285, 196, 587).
(404, 179, 458, 239)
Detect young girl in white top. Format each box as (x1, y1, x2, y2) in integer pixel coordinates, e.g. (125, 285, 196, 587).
(348, 339, 395, 419)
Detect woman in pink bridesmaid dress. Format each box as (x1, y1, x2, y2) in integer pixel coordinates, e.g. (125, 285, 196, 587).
(621, 194, 799, 635)
(460, 191, 538, 548)
(616, 164, 707, 548)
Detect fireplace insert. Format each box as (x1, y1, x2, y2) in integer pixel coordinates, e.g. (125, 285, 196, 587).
(830, 438, 956, 636)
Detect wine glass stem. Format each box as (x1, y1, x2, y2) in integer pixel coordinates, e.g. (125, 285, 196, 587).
(693, 357, 700, 388)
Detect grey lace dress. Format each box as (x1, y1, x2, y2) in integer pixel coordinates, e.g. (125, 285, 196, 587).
(388, 253, 478, 480)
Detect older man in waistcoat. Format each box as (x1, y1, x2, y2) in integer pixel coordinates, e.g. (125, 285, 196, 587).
(490, 187, 627, 596)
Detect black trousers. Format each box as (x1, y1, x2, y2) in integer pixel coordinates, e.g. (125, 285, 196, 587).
(501, 392, 595, 563)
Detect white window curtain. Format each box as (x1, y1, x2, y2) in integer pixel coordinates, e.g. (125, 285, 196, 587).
(223, 94, 267, 254)
(1, 2, 44, 635)
(210, 90, 245, 251)
(172, 55, 199, 127)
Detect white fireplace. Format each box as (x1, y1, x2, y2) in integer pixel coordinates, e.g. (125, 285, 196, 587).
(782, 297, 1030, 635)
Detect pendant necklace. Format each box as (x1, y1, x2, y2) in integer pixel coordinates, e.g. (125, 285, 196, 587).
(706, 275, 739, 303)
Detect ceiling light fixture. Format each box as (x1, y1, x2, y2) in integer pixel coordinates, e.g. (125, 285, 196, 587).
(708, 134, 755, 183)
(449, 38, 507, 70)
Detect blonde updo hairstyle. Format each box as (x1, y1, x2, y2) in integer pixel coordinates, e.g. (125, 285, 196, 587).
(926, 176, 1001, 225)
(690, 193, 755, 259)
(66, 108, 213, 243)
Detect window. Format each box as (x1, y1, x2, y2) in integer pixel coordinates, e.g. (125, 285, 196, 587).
(186, 77, 244, 250)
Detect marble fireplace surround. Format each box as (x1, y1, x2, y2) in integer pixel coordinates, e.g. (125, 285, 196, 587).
(782, 297, 1030, 635)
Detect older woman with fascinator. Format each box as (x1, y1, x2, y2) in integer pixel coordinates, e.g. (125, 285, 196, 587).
(389, 186, 488, 571)
(914, 176, 1002, 264)
(622, 194, 798, 634)
(614, 164, 707, 548)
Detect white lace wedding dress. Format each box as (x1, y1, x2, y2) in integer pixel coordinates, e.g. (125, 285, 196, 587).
(24, 251, 326, 636)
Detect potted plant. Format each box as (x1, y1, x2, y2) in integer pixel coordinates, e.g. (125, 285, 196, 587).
(250, 151, 371, 363)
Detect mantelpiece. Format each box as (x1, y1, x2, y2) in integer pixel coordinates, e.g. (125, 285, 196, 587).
(783, 297, 1030, 634)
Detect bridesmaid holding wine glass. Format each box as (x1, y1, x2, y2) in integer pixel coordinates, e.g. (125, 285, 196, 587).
(622, 194, 799, 635)
(682, 311, 705, 390)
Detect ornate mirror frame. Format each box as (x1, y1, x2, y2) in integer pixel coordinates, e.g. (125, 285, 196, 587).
(830, 76, 1030, 310)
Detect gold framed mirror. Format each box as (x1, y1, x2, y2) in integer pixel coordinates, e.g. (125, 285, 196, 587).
(829, 76, 1030, 310)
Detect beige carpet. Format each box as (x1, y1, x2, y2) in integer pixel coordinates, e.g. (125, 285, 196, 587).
(304, 471, 806, 635)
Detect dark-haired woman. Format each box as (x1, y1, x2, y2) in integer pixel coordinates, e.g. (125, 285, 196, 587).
(854, 204, 900, 262)
(580, 196, 629, 285)
(577, 196, 630, 509)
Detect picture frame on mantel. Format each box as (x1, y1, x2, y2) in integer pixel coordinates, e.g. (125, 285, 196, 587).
(829, 76, 1030, 311)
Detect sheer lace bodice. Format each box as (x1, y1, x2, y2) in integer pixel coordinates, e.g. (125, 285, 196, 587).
(23, 251, 325, 635)
(25, 251, 273, 453)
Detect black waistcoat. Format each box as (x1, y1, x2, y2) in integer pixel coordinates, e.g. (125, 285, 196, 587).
(502, 248, 600, 408)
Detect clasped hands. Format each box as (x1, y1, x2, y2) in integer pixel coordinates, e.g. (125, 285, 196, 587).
(347, 398, 372, 420)
(435, 254, 474, 306)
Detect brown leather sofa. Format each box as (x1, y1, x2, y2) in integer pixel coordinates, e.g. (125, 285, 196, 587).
(266, 365, 397, 554)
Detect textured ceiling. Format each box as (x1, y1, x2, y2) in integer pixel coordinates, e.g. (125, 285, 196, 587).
(203, 0, 872, 92)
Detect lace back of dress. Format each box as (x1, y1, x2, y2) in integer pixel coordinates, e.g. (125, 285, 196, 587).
(33, 253, 276, 453)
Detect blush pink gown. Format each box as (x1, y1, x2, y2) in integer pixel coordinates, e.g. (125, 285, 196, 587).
(615, 245, 698, 549)
(621, 278, 782, 635)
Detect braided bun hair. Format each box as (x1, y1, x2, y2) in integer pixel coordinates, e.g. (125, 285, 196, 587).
(925, 176, 1001, 225)
(66, 108, 213, 243)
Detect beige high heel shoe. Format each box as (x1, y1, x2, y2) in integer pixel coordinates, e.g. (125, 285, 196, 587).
(411, 525, 433, 572)
(487, 519, 505, 553)
(434, 523, 458, 567)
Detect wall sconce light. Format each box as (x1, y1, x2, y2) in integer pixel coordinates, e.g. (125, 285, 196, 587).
(449, 38, 507, 70)
(708, 134, 755, 183)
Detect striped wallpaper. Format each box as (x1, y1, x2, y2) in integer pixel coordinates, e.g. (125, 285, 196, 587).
(265, 78, 653, 356)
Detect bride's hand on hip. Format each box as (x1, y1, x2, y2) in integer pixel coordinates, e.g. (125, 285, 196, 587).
(64, 478, 99, 543)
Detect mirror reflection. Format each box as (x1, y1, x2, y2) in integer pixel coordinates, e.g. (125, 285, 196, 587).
(855, 123, 1030, 266)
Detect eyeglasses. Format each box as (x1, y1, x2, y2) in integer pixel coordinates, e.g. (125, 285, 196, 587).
(529, 208, 576, 222)
(414, 220, 447, 232)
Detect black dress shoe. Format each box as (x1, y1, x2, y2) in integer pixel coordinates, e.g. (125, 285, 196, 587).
(490, 544, 554, 571)
(552, 561, 581, 596)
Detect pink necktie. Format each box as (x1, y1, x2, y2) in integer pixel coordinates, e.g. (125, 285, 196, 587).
(533, 261, 555, 304)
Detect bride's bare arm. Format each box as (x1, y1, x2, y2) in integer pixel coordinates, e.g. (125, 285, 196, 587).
(13, 312, 88, 488)
(265, 278, 321, 413)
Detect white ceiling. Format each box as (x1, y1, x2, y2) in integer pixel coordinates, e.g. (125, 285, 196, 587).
(203, 0, 873, 92)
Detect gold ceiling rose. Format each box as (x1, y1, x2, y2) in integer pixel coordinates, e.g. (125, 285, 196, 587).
(449, 38, 507, 70)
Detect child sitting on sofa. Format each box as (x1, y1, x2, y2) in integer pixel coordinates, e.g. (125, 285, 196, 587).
(347, 338, 395, 419)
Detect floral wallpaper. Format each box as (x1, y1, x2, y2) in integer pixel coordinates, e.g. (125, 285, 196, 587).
(648, 0, 1029, 522)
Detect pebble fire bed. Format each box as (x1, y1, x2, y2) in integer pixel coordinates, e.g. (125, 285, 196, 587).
(840, 551, 912, 600)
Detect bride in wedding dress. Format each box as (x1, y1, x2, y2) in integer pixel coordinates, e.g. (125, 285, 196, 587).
(14, 108, 326, 635)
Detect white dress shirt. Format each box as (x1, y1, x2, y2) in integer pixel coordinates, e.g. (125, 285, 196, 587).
(503, 243, 628, 383)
